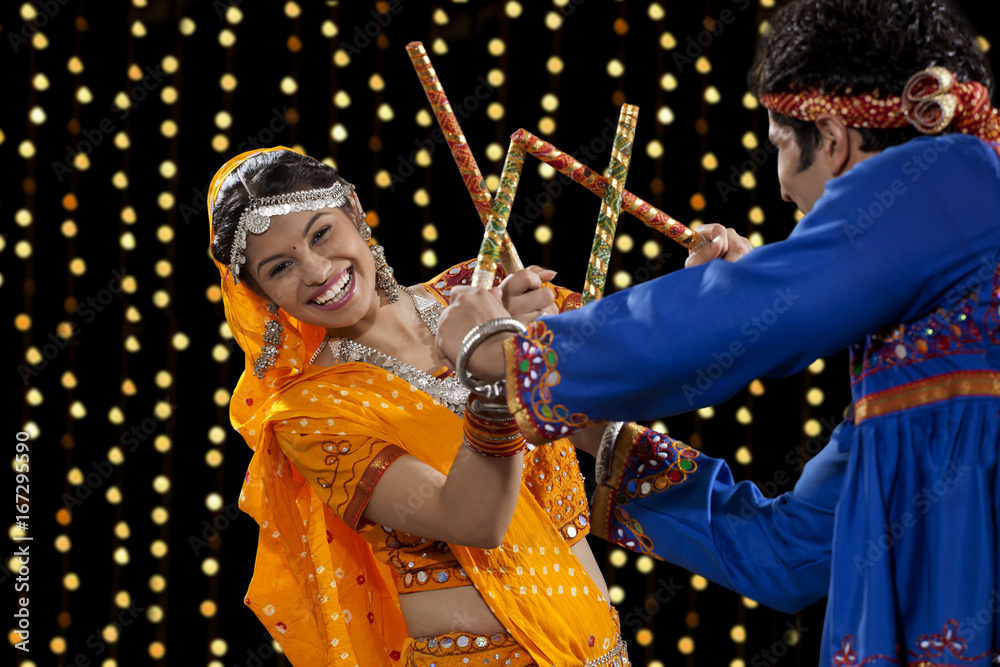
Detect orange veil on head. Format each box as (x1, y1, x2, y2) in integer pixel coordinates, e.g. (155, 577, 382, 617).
(208, 146, 331, 427)
(208, 147, 409, 665)
(208, 148, 621, 666)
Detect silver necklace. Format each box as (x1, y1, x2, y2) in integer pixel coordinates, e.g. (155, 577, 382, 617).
(309, 285, 469, 416)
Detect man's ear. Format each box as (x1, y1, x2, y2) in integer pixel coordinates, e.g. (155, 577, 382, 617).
(814, 113, 853, 177)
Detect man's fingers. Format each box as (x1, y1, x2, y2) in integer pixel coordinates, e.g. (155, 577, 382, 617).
(685, 225, 755, 266)
(723, 228, 754, 262)
(685, 233, 725, 268)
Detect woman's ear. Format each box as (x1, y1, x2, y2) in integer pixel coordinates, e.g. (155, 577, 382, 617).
(348, 190, 366, 228)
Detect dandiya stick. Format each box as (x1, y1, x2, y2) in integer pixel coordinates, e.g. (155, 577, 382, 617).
(472, 140, 527, 289)
(510, 128, 709, 252)
(405, 41, 523, 274)
(582, 104, 638, 304)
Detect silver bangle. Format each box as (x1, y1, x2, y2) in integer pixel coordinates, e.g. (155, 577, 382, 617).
(455, 317, 527, 399)
(594, 421, 625, 486)
(468, 396, 513, 417)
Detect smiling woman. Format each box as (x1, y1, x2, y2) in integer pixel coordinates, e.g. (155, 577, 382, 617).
(207, 147, 628, 667)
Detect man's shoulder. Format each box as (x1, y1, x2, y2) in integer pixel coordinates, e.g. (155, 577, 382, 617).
(800, 134, 1000, 239)
(862, 134, 1000, 183)
(822, 134, 1000, 210)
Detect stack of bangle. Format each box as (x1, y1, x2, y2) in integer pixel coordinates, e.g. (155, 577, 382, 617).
(462, 395, 527, 458)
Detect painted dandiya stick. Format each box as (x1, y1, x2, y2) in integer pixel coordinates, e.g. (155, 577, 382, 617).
(472, 140, 527, 289)
(405, 41, 523, 274)
(582, 104, 638, 304)
(510, 129, 709, 252)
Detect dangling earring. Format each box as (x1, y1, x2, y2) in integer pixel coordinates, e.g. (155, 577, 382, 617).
(359, 221, 399, 304)
(254, 301, 283, 379)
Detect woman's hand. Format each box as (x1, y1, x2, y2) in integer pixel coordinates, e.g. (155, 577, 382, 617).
(435, 286, 513, 381)
(499, 265, 559, 324)
(567, 422, 606, 459)
(686, 223, 755, 268)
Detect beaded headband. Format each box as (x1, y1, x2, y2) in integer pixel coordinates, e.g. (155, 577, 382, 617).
(759, 67, 1000, 142)
(229, 169, 354, 284)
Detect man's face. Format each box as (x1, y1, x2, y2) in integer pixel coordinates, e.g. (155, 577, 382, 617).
(768, 111, 831, 214)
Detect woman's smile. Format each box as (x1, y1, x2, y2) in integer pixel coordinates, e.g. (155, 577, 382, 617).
(308, 265, 356, 310)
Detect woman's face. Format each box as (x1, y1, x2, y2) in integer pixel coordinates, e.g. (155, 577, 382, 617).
(244, 205, 378, 330)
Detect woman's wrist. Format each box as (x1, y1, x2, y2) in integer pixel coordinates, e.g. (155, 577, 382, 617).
(462, 394, 526, 458)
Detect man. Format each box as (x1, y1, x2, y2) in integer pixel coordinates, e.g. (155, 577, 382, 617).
(436, 0, 1000, 663)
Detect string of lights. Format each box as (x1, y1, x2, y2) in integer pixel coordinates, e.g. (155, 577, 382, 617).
(6, 1, 995, 664)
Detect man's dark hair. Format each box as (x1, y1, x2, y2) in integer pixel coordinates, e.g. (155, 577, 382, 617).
(210, 151, 353, 298)
(749, 0, 994, 171)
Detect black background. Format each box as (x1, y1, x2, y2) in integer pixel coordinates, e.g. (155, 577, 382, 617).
(4, 1, 999, 665)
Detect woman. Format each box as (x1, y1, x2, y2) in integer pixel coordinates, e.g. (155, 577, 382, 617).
(208, 146, 628, 666)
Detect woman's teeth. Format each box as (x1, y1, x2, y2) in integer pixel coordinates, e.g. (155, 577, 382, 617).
(313, 269, 353, 305)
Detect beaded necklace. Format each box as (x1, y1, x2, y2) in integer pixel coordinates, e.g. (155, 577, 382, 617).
(309, 285, 469, 416)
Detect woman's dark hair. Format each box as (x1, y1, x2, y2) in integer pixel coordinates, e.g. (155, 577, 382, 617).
(749, 0, 994, 171)
(210, 150, 352, 297)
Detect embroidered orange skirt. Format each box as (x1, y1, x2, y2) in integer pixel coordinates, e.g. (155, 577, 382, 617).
(403, 630, 536, 666)
(402, 627, 631, 666)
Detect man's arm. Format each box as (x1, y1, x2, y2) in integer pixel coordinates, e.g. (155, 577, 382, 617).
(590, 421, 852, 612)
(495, 136, 1000, 441)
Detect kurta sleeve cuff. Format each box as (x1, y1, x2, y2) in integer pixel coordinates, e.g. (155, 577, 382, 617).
(590, 423, 701, 558)
(503, 320, 599, 444)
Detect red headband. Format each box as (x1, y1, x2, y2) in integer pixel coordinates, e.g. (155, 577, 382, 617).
(759, 67, 1000, 144)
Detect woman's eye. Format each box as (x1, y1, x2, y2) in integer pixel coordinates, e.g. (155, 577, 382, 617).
(270, 262, 290, 278)
(313, 225, 330, 243)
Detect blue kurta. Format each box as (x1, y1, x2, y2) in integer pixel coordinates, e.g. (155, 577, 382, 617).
(503, 134, 1000, 665)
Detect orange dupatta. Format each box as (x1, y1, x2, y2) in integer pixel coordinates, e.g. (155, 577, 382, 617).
(209, 148, 619, 666)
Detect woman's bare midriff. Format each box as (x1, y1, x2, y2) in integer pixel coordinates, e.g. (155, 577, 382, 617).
(399, 535, 611, 637)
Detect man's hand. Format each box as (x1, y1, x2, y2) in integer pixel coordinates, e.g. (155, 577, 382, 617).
(686, 223, 755, 267)
(435, 286, 513, 381)
(499, 265, 559, 325)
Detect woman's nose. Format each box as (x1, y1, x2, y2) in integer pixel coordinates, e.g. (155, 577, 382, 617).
(299, 250, 332, 284)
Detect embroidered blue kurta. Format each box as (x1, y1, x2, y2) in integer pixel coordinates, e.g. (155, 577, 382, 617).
(504, 134, 1000, 665)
